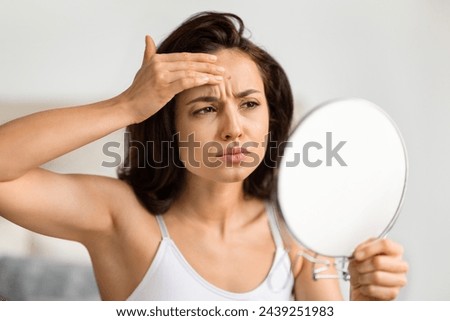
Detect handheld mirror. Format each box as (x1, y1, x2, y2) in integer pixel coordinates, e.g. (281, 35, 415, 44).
(277, 98, 408, 279)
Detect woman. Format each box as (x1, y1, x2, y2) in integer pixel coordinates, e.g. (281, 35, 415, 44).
(0, 12, 408, 300)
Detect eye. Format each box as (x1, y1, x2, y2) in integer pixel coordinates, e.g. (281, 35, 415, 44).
(241, 101, 260, 109)
(193, 106, 217, 115)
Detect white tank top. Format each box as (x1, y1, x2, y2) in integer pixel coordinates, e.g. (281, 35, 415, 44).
(127, 203, 294, 300)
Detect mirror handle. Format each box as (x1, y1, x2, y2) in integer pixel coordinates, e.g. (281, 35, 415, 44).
(298, 251, 350, 281)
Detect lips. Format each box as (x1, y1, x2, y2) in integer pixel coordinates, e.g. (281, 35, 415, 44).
(214, 145, 251, 164)
(215, 146, 249, 157)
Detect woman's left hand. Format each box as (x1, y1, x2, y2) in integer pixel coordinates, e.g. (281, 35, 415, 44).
(348, 238, 408, 300)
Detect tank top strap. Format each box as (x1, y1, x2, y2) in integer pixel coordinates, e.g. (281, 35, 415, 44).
(266, 202, 284, 249)
(155, 215, 170, 239)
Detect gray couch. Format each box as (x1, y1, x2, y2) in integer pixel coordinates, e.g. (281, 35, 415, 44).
(0, 255, 100, 300)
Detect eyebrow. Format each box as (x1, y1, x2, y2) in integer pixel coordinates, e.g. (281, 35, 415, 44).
(186, 89, 261, 105)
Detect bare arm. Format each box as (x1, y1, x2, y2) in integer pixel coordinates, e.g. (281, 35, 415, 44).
(0, 35, 224, 243)
(294, 252, 344, 301)
(0, 98, 133, 243)
(0, 99, 131, 182)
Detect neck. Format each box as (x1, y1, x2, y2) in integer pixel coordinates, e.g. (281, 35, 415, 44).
(170, 173, 264, 236)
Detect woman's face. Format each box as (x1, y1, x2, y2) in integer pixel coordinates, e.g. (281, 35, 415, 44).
(175, 49, 269, 184)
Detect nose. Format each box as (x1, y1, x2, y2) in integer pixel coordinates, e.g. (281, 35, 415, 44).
(219, 104, 243, 141)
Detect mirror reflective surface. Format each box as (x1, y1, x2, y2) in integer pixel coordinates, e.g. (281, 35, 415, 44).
(277, 98, 408, 258)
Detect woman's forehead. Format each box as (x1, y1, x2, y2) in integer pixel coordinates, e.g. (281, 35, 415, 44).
(177, 49, 265, 104)
(215, 49, 262, 81)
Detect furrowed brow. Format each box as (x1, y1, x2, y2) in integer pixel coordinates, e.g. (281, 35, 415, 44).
(186, 96, 219, 105)
(235, 89, 261, 98)
(186, 89, 261, 105)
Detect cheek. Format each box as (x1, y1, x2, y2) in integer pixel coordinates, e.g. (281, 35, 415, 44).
(175, 110, 194, 142)
(175, 119, 209, 166)
(250, 106, 270, 137)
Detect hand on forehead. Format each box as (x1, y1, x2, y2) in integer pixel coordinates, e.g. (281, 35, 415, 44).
(177, 49, 265, 104)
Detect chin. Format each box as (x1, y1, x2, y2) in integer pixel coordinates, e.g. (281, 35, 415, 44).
(189, 166, 256, 184)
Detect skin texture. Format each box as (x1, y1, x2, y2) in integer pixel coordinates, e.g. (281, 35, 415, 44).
(0, 36, 408, 300)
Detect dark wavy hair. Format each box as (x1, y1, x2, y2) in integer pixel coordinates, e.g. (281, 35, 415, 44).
(118, 11, 294, 214)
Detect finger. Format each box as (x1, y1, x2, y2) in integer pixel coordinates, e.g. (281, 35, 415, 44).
(169, 74, 224, 93)
(142, 35, 157, 65)
(358, 270, 408, 287)
(350, 237, 376, 260)
(164, 61, 225, 75)
(351, 237, 376, 256)
(163, 70, 224, 84)
(158, 52, 218, 63)
(358, 285, 401, 301)
(354, 238, 404, 261)
(348, 260, 358, 283)
(353, 255, 409, 274)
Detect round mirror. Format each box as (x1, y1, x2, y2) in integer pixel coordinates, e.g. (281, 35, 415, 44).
(277, 98, 408, 258)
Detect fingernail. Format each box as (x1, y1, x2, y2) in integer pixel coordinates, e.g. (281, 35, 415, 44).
(215, 75, 223, 81)
(216, 66, 225, 72)
(209, 55, 218, 61)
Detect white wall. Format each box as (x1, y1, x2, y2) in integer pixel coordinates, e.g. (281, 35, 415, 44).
(0, 0, 449, 300)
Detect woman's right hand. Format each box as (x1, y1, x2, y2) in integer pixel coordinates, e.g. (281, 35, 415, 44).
(119, 35, 225, 123)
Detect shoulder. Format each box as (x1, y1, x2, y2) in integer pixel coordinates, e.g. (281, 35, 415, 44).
(92, 175, 159, 225)
(76, 174, 159, 234)
(82, 174, 162, 248)
(90, 175, 139, 210)
(70, 174, 140, 218)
